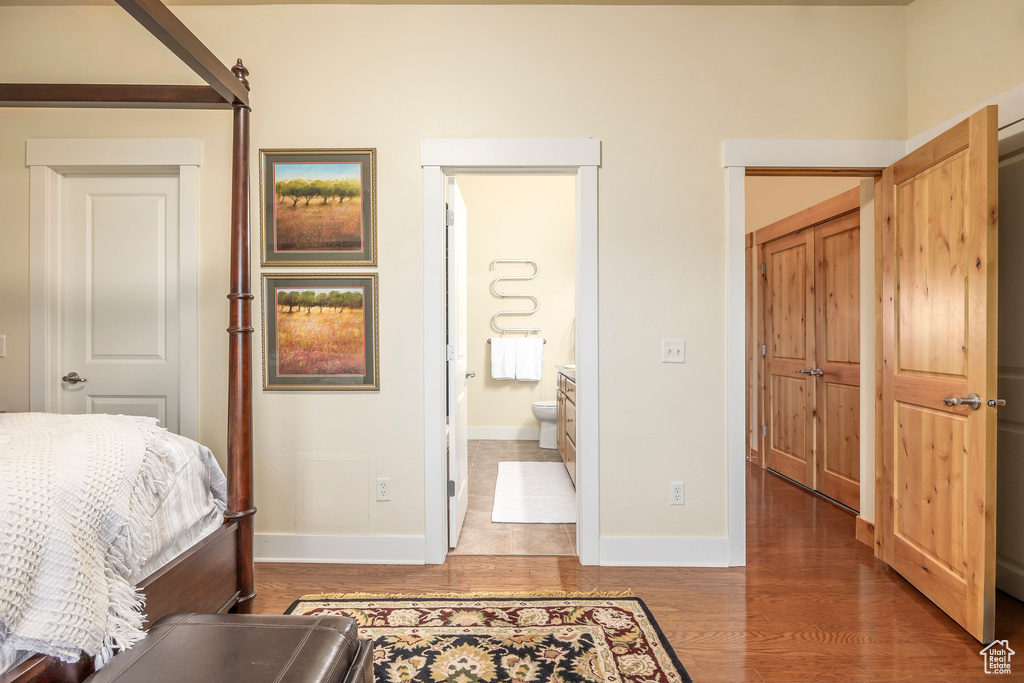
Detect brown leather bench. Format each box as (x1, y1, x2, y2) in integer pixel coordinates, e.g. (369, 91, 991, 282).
(85, 613, 374, 683)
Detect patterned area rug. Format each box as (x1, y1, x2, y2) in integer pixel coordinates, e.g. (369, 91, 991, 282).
(287, 591, 691, 683)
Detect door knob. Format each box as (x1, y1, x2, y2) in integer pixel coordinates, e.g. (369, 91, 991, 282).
(943, 393, 982, 410)
(796, 368, 824, 377)
(62, 371, 87, 385)
(465, 370, 476, 379)
(989, 398, 1007, 408)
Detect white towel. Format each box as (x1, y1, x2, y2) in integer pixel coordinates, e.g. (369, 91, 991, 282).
(490, 338, 516, 380)
(515, 338, 544, 381)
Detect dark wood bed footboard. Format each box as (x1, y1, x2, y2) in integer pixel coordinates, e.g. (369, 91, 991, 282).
(0, 521, 243, 683)
(137, 521, 241, 626)
(0, 654, 93, 683)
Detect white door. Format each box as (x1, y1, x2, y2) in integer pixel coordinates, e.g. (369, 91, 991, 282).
(58, 173, 182, 432)
(447, 177, 470, 547)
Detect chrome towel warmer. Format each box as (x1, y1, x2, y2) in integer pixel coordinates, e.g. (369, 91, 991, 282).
(491, 259, 541, 335)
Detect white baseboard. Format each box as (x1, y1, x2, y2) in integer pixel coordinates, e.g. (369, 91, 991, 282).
(256, 532, 731, 567)
(468, 427, 540, 441)
(997, 554, 1024, 602)
(599, 536, 731, 567)
(255, 533, 425, 564)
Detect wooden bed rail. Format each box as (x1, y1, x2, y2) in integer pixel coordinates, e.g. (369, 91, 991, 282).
(114, 0, 249, 107)
(0, 84, 231, 109)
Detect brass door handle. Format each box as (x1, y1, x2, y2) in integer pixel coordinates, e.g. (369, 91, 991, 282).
(62, 371, 87, 385)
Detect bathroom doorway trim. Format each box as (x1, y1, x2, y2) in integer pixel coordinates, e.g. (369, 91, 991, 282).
(421, 138, 601, 565)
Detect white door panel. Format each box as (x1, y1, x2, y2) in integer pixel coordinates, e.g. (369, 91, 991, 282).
(60, 174, 181, 432)
(447, 177, 470, 548)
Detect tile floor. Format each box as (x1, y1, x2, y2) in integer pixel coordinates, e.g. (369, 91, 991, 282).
(448, 440, 577, 556)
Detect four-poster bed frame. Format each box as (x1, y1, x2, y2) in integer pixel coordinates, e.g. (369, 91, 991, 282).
(0, 1, 255, 681)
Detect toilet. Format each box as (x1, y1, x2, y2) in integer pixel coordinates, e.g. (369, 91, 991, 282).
(532, 400, 558, 449)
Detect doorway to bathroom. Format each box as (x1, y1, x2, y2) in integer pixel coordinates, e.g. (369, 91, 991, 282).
(422, 137, 600, 566)
(446, 174, 578, 557)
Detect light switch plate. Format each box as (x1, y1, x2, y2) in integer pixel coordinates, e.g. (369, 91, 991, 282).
(661, 339, 685, 363)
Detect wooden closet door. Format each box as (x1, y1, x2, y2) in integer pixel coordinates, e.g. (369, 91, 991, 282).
(764, 230, 816, 488)
(814, 213, 861, 510)
(879, 106, 999, 643)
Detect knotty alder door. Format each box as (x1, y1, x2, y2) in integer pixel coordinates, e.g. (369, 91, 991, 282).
(764, 213, 861, 508)
(879, 106, 999, 643)
(814, 215, 861, 509)
(765, 230, 816, 489)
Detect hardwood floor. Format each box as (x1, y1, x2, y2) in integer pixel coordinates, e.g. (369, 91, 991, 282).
(254, 464, 1024, 681)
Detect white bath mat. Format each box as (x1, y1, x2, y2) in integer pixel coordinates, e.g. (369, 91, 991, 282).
(492, 461, 577, 524)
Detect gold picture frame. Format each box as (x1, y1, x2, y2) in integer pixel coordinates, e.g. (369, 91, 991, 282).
(262, 273, 379, 391)
(260, 148, 377, 267)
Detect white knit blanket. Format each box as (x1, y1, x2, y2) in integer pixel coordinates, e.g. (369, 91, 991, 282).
(0, 413, 176, 670)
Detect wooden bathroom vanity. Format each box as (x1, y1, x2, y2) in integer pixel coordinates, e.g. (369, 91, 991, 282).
(556, 367, 577, 487)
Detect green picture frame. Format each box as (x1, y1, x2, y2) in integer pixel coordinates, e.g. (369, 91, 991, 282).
(260, 148, 377, 266)
(262, 274, 379, 391)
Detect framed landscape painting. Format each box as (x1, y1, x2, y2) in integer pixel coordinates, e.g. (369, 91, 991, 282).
(260, 148, 377, 266)
(262, 274, 379, 391)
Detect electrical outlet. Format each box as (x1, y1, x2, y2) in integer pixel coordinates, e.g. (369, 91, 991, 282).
(661, 340, 685, 363)
(376, 477, 391, 502)
(670, 482, 685, 505)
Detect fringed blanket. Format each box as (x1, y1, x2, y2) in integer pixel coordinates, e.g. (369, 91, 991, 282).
(0, 413, 177, 671)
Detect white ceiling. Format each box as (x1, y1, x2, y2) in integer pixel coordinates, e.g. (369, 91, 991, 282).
(0, 0, 916, 6)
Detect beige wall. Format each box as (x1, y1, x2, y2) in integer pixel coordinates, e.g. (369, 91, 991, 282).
(907, 0, 1024, 137)
(0, 4, 908, 547)
(456, 175, 575, 434)
(745, 176, 861, 234)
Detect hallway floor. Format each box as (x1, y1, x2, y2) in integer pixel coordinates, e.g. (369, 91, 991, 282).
(448, 439, 576, 556)
(255, 463, 1024, 681)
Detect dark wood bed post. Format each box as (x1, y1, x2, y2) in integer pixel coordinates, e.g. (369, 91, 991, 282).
(225, 58, 256, 613)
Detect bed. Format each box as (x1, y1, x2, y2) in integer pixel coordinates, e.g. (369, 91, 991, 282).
(0, 2, 256, 681)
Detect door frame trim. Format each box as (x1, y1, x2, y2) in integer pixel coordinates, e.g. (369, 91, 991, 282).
(27, 138, 202, 440)
(725, 139, 903, 565)
(753, 186, 860, 246)
(421, 138, 600, 565)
